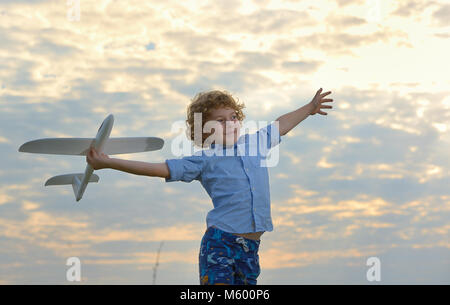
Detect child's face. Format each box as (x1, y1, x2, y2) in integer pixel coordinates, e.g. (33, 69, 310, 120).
(204, 107, 241, 146)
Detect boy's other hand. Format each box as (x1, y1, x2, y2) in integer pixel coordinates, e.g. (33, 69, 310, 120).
(310, 88, 334, 116)
(86, 146, 111, 170)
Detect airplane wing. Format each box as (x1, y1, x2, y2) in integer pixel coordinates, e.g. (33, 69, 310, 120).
(18, 137, 164, 155)
(103, 137, 164, 155)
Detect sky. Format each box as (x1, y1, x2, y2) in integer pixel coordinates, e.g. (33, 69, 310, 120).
(0, 0, 449, 284)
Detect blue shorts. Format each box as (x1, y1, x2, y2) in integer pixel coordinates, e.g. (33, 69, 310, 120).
(199, 226, 261, 285)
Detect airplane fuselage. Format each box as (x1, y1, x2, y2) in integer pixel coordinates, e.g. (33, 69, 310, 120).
(76, 114, 114, 201)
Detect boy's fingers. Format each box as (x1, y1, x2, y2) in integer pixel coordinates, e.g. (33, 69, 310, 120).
(89, 147, 97, 158)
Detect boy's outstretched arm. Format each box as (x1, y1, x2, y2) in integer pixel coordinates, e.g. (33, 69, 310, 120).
(86, 147, 170, 179)
(275, 88, 333, 136)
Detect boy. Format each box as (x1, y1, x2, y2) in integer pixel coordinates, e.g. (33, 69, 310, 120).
(86, 88, 333, 284)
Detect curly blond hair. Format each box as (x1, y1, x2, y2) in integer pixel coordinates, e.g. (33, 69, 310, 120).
(186, 90, 246, 148)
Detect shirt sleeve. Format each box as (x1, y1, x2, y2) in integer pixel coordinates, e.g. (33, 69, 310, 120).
(165, 155, 204, 183)
(257, 120, 282, 154)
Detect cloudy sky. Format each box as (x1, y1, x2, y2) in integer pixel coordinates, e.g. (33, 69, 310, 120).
(0, 0, 449, 284)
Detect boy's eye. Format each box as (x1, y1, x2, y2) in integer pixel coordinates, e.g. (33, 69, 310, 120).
(218, 115, 236, 121)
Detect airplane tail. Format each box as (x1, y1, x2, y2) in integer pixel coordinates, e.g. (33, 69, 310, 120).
(45, 173, 99, 201)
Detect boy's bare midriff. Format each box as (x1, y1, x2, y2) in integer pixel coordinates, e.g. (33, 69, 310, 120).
(234, 231, 264, 241)
(211, 226, 263, 241)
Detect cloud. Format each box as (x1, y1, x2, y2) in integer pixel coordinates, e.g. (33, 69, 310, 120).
(278, 28, 408, 58)
(434, 32, 450, 39)
(432, 3, 450, 27)
(163, 30, 239, 57)
(391, 0, 431, 17)
(30, 39, 80, 57)
(390, 0, 450, 28)
(281, 60, 322, 73)
(195, 8, 317, 35)
(260, 245, 377, 269)
(326, 14, 367, 30)
(335, 0, 364, 7)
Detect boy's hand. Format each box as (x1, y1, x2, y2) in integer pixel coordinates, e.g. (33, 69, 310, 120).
(86, 146, 111, 170)
(309, 88, 334, 115)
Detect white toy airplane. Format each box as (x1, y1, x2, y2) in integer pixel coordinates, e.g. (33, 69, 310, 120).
(18, 114, 164, 202)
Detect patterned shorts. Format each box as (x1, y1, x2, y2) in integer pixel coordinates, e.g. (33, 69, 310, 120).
(199, 226, 261, 285)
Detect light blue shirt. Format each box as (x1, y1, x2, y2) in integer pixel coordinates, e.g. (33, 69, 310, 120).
(164, 121, 282, 234)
